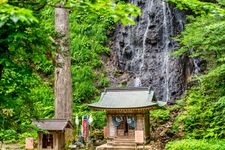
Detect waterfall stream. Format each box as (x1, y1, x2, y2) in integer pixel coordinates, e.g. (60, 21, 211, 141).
(109, 0, 189, 103)
(161, 1, 171, 103)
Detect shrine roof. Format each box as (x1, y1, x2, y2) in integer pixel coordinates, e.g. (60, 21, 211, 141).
(88, 87, 157, 110)
(33, 119, 73, 131)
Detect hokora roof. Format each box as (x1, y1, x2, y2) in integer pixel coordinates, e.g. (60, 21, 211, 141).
(88, 87, 157, 109)
(33, 119, 73, 131)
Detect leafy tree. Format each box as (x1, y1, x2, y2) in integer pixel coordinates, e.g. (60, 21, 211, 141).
(0, 1, 54, 142)
(0, 1, 38, 78)
(0, 0, 140, 142)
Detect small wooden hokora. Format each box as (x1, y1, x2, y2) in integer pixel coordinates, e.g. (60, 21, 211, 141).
(88, 87, 157, 149)
(33, 119, 73, 150)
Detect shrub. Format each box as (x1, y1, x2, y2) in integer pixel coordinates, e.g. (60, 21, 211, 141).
(166, 139, 225, 150)
(151, 109, 170, 122)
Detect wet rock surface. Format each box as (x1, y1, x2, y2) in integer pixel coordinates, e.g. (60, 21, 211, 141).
(108, 0, 190, 103)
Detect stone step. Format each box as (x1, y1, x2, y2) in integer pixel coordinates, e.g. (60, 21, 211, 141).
(96, 144, 152, 150)
(113, 141, 135, 144)
(97, 144, 136, 150)
(114, 138, 134, 141)
(112, 142, 136, 146)
(112, 139, 136, 146)
(114, 139, 135, 143)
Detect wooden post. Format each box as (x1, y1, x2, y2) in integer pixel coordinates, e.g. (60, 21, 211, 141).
(54, 6, 72, 121)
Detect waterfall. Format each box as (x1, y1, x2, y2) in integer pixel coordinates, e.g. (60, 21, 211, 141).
(161, 1, 172, 103)
(134, 77, 141, 87)
(192, 58, 201, 74)
(140, 0, 154, 76)
(189, 49, 201, 74)
(109, 0, 188, 103)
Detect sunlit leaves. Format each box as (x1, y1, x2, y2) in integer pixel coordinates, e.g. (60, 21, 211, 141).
(88, 0, 140, 25)
(70, 0, 140, 25)
(0, 0, 8, 4)
(48, 0, 140, 25)
(0, 3, 38, 27)
(168, 0, 225, 16)
(166, 139, 225, 150)
(2, 108, 13, 117)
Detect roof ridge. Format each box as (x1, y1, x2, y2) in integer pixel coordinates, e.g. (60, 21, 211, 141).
(105, 87, 149, 91)
(33, 119, 69, 122)
(33, 119, 73, 131)
(88, 87, 157, 110)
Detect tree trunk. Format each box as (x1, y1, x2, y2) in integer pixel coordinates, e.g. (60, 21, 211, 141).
(54, 6, 72, 121)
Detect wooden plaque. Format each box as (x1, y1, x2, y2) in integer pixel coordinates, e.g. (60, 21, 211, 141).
(104, 126, 108, 138)
(25, 138, 34, 149)
(135, 130, 144, 143)
(109, 126, 116, 137)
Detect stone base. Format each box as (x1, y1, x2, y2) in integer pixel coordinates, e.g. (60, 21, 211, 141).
(96, 144, 153, 150)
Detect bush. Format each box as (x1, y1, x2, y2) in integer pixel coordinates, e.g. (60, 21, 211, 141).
(151, 109, 170, 122)
(150, 108, 171, 129)
(166, 139, 225, 150)
(0, 129, 17, 143)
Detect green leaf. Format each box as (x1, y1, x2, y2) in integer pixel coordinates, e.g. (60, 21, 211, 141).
(10, 15, 19, 23)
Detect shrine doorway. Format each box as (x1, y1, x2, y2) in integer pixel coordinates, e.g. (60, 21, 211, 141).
(112, 115, 136, 138)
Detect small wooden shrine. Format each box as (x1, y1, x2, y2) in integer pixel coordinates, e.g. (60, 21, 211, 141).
(88, 87, 157, 148)
(33, 119, 73, 150)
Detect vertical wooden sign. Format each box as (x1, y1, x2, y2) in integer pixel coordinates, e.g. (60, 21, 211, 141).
(109, 126, 116, 137)
(104, 126, 108, 138)
(25, 138, 34, 149)
(135, 130, 144, 143)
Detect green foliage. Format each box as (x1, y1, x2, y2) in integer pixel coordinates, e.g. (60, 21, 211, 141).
(151, 108, 170, 122)
(166, 139, 225, 150)
(0, 2, 38, 27)
(150, 108, 170, 129)
(0, 68, 54, 141)
(0, 129, 17, 143)
(69, 7, 112, 128)
(175, 70, 225, 138)
(70, 4, 112, 104)
(168, 0, 225, 16)
(150, 104, 182, 130)
(73, 104, 106, 129)
(0, 1, 54, 142)
(0, 1, 53, 76)
(169, 0, 225, 139)
(69, 0, 141, 25)
(18, 131, 37, 143)
(49, 0, 140, 25)
(90, 129, 104, 141)
(0, 0, 140, 142)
